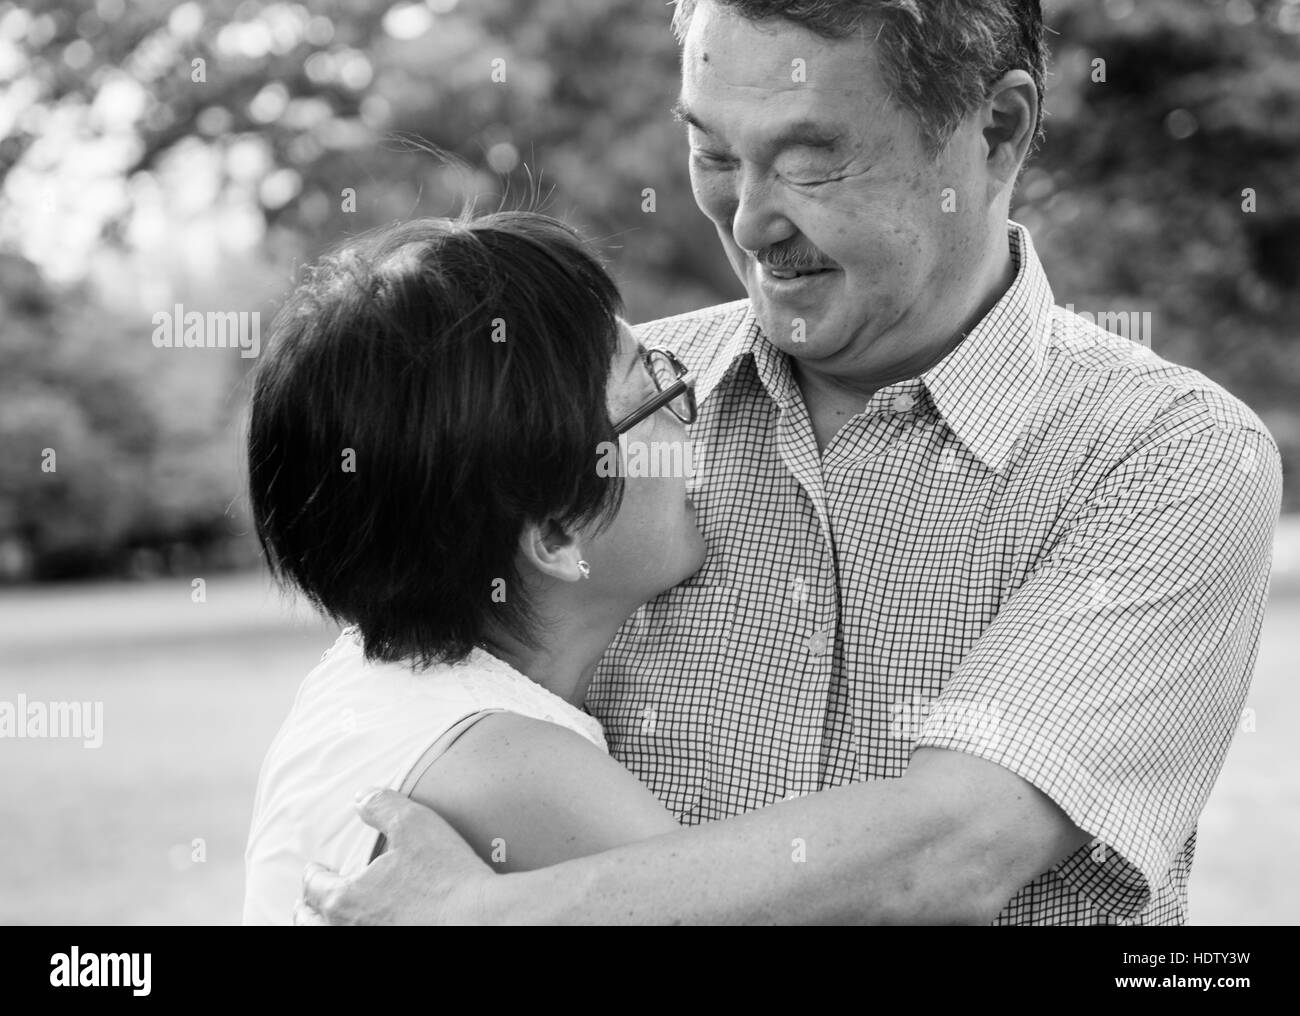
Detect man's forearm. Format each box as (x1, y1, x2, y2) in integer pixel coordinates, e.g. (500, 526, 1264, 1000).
(484, 770, 1004, 925)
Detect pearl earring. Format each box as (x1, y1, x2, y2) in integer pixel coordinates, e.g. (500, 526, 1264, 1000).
(577, 560, 591, 579)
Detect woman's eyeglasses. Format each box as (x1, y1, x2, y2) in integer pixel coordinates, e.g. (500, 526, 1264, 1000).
(612, 347, 697, 435)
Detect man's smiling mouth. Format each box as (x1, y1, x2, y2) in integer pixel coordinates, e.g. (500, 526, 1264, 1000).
(761, 263, 835, 280)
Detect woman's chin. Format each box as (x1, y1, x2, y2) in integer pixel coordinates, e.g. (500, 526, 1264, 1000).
(647, 542, 707, 599)
(682, 525, 708, 577)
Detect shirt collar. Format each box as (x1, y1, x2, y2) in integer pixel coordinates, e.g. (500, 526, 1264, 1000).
(919, 221, 1052, 473)
(694, 221, 1052, 473)
(693, 308, 768, 409)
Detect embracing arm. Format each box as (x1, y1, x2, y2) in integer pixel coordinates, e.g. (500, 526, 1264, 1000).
(477, 746, 1090, 924)
(303, 743, 1087, 925)
(304, 741, 1090, 925)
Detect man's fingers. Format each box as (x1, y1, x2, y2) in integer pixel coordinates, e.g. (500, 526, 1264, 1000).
(301, 860, 346, 913)
(293, 899, 327, 926)
(353, 786, 437, 844)
(296, 791, 494, 925)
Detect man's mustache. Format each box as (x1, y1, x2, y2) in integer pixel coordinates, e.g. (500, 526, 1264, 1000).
(752, 243, 836, 272)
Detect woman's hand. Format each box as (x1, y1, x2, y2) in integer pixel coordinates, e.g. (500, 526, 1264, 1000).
(296, 788, 496, 925)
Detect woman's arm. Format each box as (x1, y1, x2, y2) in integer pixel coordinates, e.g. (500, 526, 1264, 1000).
(408, 712, 680, 871)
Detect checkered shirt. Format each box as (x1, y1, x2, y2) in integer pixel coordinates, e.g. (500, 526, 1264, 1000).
(587, 221, 1282, 925)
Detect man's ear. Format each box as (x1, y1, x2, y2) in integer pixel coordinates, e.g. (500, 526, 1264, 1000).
(982, 69, 1038, 193)
(517, 519, 586, 583)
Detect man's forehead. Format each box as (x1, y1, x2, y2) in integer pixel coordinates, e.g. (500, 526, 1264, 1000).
(677, 6, 889, 134)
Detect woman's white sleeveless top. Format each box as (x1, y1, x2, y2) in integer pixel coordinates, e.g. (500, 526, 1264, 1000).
(242, 628, 606, 925)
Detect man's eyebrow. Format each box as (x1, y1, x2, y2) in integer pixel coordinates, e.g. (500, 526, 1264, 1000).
(673, 100, 844, 152)
(671, 99, 707, 132)
(771, 120, 845, 151)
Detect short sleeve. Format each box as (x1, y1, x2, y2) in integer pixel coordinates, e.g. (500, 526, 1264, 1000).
(915, 423, 1282, 920)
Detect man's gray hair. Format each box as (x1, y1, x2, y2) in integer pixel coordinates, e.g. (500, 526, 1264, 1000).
(670, 0, 1047, 158)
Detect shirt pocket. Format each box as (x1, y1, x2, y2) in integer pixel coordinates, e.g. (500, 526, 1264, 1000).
(587, 582, 738, 825)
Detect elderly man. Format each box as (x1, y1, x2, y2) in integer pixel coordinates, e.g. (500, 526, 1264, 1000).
(301, 0, 1280, 924)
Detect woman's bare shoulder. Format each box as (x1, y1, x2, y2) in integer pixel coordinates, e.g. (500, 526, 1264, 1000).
(408, 711, 679, 872)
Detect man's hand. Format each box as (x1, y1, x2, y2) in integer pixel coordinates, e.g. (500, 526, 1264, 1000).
(296, 788, 495, 925)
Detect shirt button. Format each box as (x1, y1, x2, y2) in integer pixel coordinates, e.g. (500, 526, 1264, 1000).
(892, 393, 916, 413)
(807, 629, 832, 657)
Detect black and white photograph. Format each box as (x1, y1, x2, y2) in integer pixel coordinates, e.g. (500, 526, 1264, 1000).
(1, 0, 1297, 961)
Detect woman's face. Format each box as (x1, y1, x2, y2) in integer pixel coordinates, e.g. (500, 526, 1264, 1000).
(579, 320, 706, 605)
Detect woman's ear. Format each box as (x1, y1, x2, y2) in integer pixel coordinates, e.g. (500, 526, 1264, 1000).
(517, 519, 587, 583)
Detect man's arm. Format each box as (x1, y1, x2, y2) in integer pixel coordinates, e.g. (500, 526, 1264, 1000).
(303, 746, 1090, 924)
(493, 747, 1091, 924)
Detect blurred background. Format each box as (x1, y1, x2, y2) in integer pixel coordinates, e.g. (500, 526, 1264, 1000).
(0, 0, 1296, 924)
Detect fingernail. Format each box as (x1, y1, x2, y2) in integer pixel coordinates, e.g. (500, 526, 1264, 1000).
(355, 786, 382, 806)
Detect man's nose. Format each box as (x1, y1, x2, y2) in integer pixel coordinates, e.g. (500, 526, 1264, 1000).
(729, 167, 795, 256)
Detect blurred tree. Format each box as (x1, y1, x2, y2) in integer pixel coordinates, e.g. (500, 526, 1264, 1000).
(0, 253, 144, 578)
(0, 251, 251, 579)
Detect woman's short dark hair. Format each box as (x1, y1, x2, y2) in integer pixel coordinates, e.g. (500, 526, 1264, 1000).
(248, 212, 625, 668)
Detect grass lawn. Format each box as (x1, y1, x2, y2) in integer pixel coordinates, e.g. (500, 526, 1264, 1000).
(1, 570, 1297, 924)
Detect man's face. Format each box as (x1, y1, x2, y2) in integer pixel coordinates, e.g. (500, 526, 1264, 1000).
(679, 3, 998, 385)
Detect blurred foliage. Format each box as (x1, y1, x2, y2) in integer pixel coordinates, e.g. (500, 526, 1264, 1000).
(0, 254, 252, 579)
(0, 0, 1297, 580)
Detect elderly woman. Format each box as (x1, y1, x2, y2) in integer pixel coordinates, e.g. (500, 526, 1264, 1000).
(242, 212, 704, 923)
